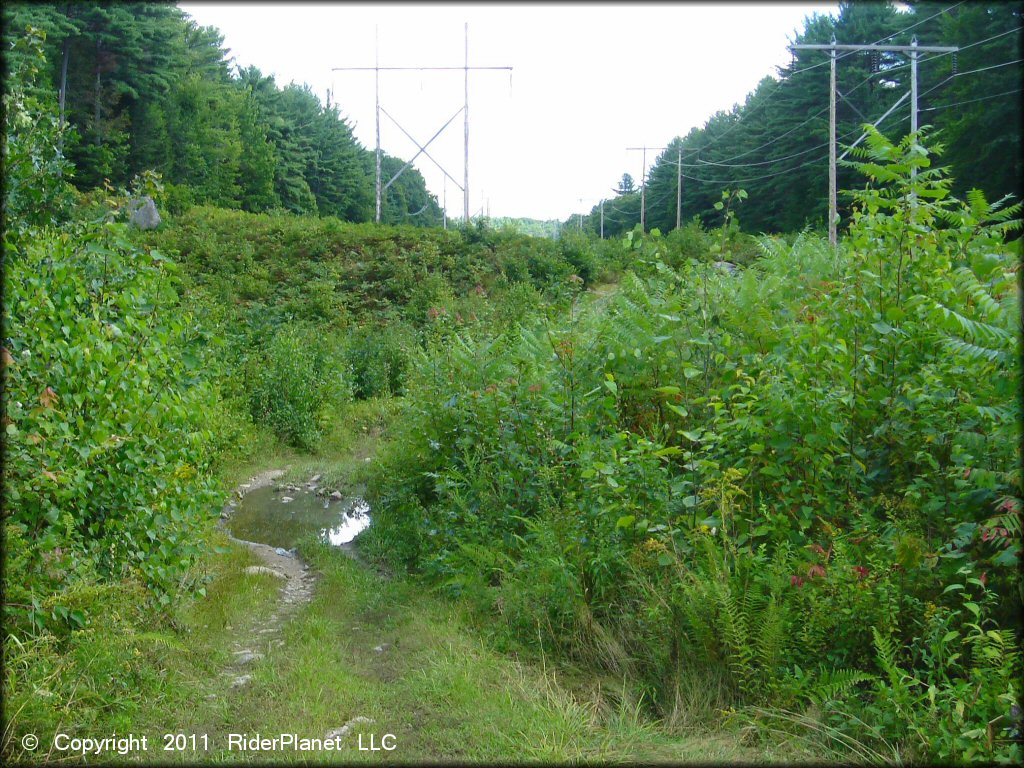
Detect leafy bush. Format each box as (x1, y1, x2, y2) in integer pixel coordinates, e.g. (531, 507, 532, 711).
(3, 223, 223, 624)
(367, 128, 1022, 762)
(344, 322, 413, 399)
(246, 323, 347, 449)
(1, 27, 74, 235)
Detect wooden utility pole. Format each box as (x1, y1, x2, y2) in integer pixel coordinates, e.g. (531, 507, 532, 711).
(600, 199, 604, 239)
(626, 145, 668, 234)
(375, 26, 382, 223)
(790, 37, 958, 246)
(676, 146, 683, 230)
(464, 23, 470, 223)
(333, 25, 511, 224)
(640, 145, 646, 232)
(829, 38, 837, 247)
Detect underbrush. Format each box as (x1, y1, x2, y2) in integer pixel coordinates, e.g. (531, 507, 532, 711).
(1, 534, 277, 764)
(366, 129, 1022, 763)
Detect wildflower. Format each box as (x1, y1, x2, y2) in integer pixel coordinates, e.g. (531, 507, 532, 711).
(807, 563, 826, 580)
(790, 574, 804, 588)
(980, 571, 987, 587)
(852, 565, 870, 580)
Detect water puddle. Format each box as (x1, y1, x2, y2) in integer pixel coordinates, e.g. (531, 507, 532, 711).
(227, 486, 370, 549)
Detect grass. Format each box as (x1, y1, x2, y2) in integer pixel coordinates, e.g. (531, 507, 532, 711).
(215, 397, 399, 495)
(2, 394, 823, 764)
(3, 528, 787, 764)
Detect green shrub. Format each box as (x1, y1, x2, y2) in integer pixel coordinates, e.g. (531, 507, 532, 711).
(3, 222, 223, 624)
(246, 324, 346, 449)
(367, 128, 1021, 762)
(344, 322, 413, 399)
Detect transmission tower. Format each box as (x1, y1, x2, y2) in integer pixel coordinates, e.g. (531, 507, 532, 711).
(333, 24, 512, 224)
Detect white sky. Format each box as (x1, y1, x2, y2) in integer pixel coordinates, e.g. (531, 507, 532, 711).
(178, 2, 839, 221)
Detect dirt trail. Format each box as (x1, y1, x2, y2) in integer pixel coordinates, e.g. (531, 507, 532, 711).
(216, 468, 318, 688)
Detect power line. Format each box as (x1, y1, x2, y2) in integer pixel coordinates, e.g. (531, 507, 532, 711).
(929, 25, 1022, 57)
(914, 56, 1023, 104)
(920, 86, 1024, 113)
(681, 153, 829, 186)
(693, 1, 967, 157)
(951, 57, 1023, 77)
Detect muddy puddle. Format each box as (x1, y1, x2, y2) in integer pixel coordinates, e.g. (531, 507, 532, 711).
(227, 486, 370, 550)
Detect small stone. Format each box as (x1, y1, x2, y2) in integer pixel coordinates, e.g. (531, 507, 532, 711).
(325, 717, 374, 740)
(309, 474, 322, 484)
(373, 643, 392, 653)
(234, 651, 263, 664)
(274, 547, 291, 557)
(243, 565, 286, 579)
(231, 674, 252, 688)
(330, 491, 343, 500)
(281, 496, 294, 503)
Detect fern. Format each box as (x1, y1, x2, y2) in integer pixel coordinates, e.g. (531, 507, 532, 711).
(804, 666, 877, 705)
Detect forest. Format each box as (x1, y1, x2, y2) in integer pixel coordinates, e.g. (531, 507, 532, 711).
(2, 1, 1021, 765)
(586, 1, 1022, 238)
(1, 1, 443, 224)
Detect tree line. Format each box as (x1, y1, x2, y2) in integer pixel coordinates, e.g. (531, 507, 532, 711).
(1, 2, 443, 225)
(587, 1, 1022, 237)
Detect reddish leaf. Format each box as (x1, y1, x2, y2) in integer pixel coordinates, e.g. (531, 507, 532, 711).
(39, 386, 59, 408)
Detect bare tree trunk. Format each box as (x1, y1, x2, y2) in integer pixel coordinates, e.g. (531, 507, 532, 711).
(93, 39, 102, 146)
(58, 37, 69, 153)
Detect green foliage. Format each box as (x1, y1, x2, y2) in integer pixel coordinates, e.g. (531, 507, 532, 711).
(367, 129, 1021, 762)
(1, 26, 75, 235)
(0, 9, 439, 223)
(344, 322, 413, 399)
(3, 219, 223, 624)
(585, 3, 1021, 236)
(3, 42, 224, 634)
(246, 324, 346, 450)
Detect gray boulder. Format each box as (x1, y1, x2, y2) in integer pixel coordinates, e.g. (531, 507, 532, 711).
(128, 196, 161, 230)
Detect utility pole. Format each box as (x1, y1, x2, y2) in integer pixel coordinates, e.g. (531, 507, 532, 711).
(641, 146, 646, 232)
(626, 145, 668, 234)
(909, 36, 919, 214)
(790, 37, 957, 246)
(333, 25, 511, 225)
(375, 25, 382, 224)
(676, 146, 682, 230)
(600, 199, 604, 239)
(829, 36, 837, 247)
(464, 23, 470, 223)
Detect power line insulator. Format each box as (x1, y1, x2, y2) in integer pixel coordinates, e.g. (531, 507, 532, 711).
(870, 50, 880, 73)
(951, 51, 958, 75)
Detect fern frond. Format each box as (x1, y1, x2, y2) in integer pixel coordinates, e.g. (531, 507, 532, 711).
(804, 666, 877, 705)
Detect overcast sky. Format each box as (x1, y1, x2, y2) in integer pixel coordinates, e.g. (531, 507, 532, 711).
(178, 2, 840, 221)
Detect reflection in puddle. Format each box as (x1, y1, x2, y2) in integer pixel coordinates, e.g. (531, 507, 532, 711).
(325, 499, 371, 545)
(227, 486, 371, 549)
